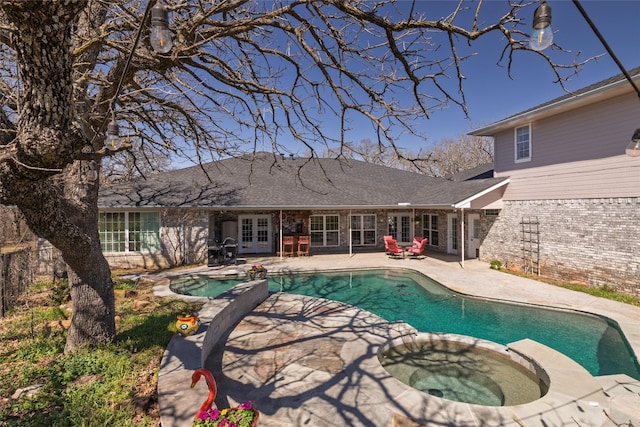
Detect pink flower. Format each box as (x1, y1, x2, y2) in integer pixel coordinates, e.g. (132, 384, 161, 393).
(238, 401, 252, 410)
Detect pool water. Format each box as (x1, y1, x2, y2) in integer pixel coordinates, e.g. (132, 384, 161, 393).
(170, 268, 640, 379)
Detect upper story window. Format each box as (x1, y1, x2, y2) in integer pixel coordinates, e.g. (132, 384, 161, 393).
(515, 124, 531, 163)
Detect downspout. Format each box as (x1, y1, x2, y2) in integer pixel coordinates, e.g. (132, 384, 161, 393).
(412, 208, 415, 237)
(181, 221, 186, 265)
(460, 208, 465, 269)
(349, 209, 353, 257)
(279, 210, 283, 259)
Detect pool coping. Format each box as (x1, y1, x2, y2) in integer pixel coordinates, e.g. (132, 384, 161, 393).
(148, 255, 640, 426)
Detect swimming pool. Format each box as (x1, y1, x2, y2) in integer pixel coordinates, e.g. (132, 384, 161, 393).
(170, 268, 640, 380)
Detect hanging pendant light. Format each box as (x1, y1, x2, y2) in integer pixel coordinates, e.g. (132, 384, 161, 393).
(529, 1, 553, 51)
(105, 118, 121, 150)
(150, 1, 173, 54)
(626, 128, 640, 157)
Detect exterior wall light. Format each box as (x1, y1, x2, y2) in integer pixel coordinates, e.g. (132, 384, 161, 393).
(150, 1, 173, 54)
(529, 1, 553, 51)
(626, 129, 640, 157)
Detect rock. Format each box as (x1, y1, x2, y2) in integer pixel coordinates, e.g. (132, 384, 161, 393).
(11, 384, 44, 400)
(133, 299, 151, 310)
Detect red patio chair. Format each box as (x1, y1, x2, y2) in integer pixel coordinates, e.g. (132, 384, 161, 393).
(407, 237, 428, 258)
(383, 235, 405, 258)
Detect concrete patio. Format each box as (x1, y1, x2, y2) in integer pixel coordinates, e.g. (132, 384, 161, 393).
(149, 252, 640, 427)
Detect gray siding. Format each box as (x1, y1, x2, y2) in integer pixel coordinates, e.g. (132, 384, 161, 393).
(494, 93, 640, 200)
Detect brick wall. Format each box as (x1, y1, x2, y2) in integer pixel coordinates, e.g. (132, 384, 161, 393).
(480, 198, 640, 295)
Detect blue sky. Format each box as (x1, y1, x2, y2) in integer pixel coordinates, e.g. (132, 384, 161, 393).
(169, 1, 640, 165)
(400, 0, 640, 150)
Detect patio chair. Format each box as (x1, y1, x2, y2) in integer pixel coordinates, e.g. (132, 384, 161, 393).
(407, 237, 428, 258)
(383, 235, 405, 258)
(297, 235, 311, 256)
(281, 235, 295, 257)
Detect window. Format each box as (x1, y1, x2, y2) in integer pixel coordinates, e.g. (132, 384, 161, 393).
(484, 209, 501, 216)
(421, 214, 439, 247)
(515, 125, 531, 162)
(473, 218, 480, 239)
(99, 211, 160, 253)
(310, 215, 339, 247)
(350, 214, 376, 246)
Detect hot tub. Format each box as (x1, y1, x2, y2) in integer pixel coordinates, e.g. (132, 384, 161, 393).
(379, 333, 548, 406)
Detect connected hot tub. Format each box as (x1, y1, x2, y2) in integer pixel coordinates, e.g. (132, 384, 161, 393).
(379, 333, 548, 406)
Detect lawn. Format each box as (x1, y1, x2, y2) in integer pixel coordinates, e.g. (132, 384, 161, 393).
(0, 276, 201, 427)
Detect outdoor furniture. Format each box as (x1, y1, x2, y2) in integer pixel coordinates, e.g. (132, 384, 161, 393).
(407, 237, 428, 258)
(383, 235, 405, 258)
(222, 237, 238, 265)
(207, 239, 223, 266)
(282, 235, 295, 257)
(297, 235, 311, 256)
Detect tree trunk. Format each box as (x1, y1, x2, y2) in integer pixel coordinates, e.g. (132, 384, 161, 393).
(0, 0, 116, 352)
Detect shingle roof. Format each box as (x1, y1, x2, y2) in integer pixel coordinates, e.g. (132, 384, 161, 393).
(98, 153, 507, 209)
(511, 65, 640, 118)
(445, 163, 494, 182)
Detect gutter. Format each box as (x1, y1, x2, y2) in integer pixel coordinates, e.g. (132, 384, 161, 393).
(469, 75, 640, 136)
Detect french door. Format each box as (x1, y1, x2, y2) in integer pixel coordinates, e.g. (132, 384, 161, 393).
(387, 213, 412, 245)
(447, 213, 458, 255)
(238, 214, 272, 254)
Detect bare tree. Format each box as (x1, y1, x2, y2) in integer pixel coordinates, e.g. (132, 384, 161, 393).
(322, 135, 493, 177)
(425, 135, 494, 177)
(0, 0, 592, 351)
(101, 145, 171, 187)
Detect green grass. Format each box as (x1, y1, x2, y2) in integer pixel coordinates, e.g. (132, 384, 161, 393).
(551, 283, 640, 306)
(501, 269, 640, 307)
(0, 277, 202, 427)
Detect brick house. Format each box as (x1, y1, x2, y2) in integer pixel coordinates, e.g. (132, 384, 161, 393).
(96, 153, 508, 270)
(470, 67, 640, 295)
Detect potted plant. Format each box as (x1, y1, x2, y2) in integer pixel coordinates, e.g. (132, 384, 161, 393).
(193, 402, 259, 427)
(490, 260, 502, 270)
(247, 265, 267, 280)
(191, 368, 259, 427)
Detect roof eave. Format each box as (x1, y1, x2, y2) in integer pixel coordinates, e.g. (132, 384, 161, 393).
(452, 179, 510, 209)
(469, 76, 638, 136)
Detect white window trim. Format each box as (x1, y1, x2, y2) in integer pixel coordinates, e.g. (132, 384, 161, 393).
(99, 211, 160, 253)
(310, 214, 340, 247)
(422, 213, 439, 247)
(350, 214, 377, 246)
(514, 124, 532, 163)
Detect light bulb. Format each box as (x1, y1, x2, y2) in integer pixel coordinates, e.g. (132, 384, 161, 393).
(150, 2, 173, 54)
(105, 120, 121, 150)
(529, 1, 553, 51)
(529, 25, 553, 51)
(626, 129, 640, 157)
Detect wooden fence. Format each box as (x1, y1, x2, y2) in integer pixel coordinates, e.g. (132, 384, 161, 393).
(0, 247, 36, 317)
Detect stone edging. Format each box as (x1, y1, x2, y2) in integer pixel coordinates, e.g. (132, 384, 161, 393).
(156, 280, 269, 427)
